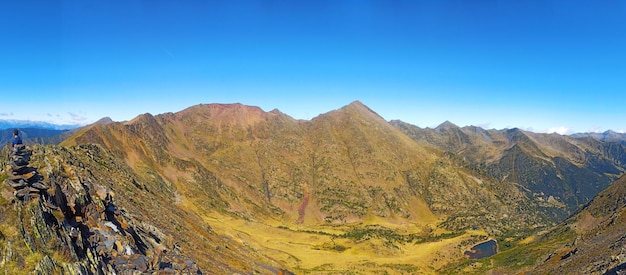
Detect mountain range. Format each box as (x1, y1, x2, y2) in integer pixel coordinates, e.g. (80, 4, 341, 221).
(391, 120, 626, 221)
(572, 130, 626, 145)
(0, 119, 82, 131)
(0, 128, 70, 146)
(1, 101, 625, 274)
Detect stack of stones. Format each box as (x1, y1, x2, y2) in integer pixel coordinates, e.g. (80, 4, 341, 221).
(6, 145, 49, 199)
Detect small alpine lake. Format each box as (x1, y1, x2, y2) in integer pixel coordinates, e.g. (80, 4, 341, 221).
(464, 239, 498, 259)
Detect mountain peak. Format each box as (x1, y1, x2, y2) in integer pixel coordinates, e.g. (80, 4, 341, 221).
(434, 120, 459, 132)
(93, 117, 114, 125)
(604, 129, 620, 135)
(348, 100, 366, 107)
(125, 113, 155, 125)
(340, 100, 385, 120)
(176, 103, 269, 125)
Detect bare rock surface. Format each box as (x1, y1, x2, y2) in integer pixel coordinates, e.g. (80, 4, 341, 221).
(1, 144, 202, 274)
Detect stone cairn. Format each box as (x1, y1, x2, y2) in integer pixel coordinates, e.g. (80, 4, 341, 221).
(6, 144, 50, 200)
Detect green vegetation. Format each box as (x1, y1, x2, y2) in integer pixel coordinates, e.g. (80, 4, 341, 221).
(381, 263, 420, 273)
(442, 227, 576, 274)
(0, 199, 49, 274)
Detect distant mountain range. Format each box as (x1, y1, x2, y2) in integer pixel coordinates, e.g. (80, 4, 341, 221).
(0, 128, 70, 145)
(572, 130, 626, 145)
(4, 117, 625, 144)
(0, 117, 114, 146)
(0, 119, 82, 131)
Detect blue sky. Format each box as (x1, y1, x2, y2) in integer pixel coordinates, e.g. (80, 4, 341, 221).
(1, 1, 625, 134)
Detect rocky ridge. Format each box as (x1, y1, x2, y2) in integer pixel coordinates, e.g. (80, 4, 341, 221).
(0, 144, 204, 274)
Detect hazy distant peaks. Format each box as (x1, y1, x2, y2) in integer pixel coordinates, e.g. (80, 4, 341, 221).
(0, 119, 82, 130)
(571, 130, 626, 144)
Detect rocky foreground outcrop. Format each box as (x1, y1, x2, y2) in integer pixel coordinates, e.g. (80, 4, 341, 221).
(0, 144, 202, 274)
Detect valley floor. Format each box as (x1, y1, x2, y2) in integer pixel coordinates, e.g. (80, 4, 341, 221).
(201, 213, 493, 274)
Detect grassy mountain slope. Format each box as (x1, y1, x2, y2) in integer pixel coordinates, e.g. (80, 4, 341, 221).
(392, 120, 626, 221)
(530, 174, 626, 274)
(454, 174, 626, 274)
(60, 102, 552, 273)
(0, 143, 285, 274)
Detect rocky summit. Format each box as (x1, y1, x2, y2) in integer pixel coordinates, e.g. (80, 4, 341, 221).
(1, 101, 625, 274)
(0, 144, 203, 274)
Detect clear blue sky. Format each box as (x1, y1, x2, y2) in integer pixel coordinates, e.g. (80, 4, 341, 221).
(1, 1, 624, 134)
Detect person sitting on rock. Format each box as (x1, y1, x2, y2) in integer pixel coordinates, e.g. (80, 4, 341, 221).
(12, 129, 22, 148)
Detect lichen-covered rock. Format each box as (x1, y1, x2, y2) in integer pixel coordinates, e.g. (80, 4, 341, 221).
(1, 144, 203, 274)
(34, 255, 58, 275)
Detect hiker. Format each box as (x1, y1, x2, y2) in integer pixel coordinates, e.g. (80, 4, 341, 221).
(12, 129, 22, 148)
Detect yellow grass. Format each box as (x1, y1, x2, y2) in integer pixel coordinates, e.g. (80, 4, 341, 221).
(518, 235, 536, 245)
(202, 212, 479, 274)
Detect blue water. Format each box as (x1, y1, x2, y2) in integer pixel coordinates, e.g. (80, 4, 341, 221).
(464, 239, 498, 259)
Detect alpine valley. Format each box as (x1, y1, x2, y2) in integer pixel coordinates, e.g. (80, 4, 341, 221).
(1, 101, 625, 274)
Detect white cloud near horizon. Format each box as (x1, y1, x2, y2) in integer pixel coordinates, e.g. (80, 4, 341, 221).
(476, 123, 492, 129)
(9, 112, 92, 126)
(68, 112, 88, 122)
(548, 126, 570, 135)
(0, 112, 14, 116)
(587, 126, 604, 133)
